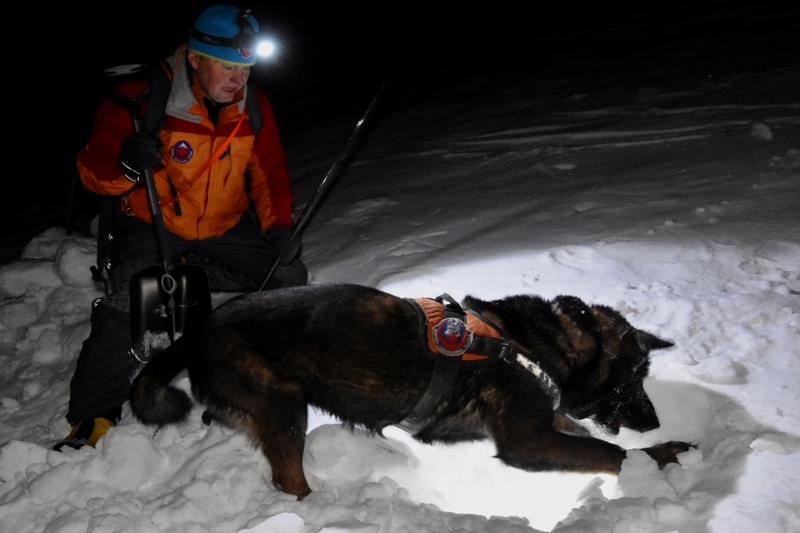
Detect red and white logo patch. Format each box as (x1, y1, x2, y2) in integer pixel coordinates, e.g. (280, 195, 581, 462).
(238, 47, 252, 60)
(171, 140, 193, 163)
(433, 317, 474, 357)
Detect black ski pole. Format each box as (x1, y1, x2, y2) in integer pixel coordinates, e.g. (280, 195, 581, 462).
(259, 64, 400, 291)
(104, 64, 179, 334)
(103, 65, 172, 275)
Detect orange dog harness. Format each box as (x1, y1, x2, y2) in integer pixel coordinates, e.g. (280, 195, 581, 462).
(408, 295, 510, 362)
(397, 294, 561, 435)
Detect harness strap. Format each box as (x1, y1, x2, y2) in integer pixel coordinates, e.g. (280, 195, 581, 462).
(394, 356, 461, 435)
(395, 296, 465, 434)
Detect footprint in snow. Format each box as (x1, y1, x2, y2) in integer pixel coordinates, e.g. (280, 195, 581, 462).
(688, 355, 747, 385)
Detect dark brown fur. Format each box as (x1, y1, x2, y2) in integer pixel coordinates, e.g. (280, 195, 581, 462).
(130, 283, 691, 499)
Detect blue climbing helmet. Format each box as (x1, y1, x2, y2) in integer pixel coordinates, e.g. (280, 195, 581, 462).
(188, 5, 260, 66)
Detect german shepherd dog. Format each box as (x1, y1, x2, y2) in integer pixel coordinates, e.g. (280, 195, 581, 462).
(130, 283, 691, 499)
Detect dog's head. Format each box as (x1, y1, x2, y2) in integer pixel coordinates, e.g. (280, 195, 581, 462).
(463, 294, 673, 435)
(563, 304, 673, 434)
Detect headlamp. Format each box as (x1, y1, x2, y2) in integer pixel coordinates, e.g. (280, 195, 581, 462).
(256, 41, 275, 58)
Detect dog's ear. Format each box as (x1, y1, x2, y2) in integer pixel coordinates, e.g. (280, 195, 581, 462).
(462, 295, 497, 319)
(552, 296, 600, 365)
(462, 295, 483, 311)
(591, 305, 674, 354)
(636, 330, 674, 351)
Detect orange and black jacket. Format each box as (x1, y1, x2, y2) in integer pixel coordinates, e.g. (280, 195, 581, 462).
(77, 45, 293, 241)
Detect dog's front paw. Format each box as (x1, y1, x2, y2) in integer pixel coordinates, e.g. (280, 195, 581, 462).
(642, 441, 695, 469)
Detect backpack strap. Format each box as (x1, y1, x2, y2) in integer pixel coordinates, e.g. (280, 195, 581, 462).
(142, 60, 174, 136)
(245, 80, 262, 135)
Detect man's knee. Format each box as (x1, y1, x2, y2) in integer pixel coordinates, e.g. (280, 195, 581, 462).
(265, 259, 308, 289)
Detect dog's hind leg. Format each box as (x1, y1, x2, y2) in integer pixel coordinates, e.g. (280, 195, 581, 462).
(243, 392, 312, 500)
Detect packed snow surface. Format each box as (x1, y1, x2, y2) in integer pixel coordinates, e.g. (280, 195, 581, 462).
(1, 21, 798, 533)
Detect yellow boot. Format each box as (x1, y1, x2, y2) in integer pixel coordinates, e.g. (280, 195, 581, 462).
(53, 417, 114, 451)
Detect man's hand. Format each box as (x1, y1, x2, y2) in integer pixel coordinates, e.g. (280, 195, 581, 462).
(264, 226, 301, 266)
(119, 132, 163, 182)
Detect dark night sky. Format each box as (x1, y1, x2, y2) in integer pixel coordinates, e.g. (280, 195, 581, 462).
(6, 1, 798, 262)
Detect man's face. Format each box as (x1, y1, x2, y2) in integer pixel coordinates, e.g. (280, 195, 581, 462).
(187, 51, 250, 104)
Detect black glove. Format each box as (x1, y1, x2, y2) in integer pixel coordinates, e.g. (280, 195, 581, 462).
(119, 132, 163, 182)
(265, 226, 301, 266)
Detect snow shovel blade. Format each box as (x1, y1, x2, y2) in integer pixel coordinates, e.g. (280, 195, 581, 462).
(129, 264, 212, 362)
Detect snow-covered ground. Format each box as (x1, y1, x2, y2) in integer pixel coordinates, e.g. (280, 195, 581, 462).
(1, 14, 799, 533)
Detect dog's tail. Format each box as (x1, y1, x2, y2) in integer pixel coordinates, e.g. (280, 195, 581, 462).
(129, 339, 193, 426)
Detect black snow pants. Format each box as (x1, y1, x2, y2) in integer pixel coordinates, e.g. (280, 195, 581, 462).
(66, 213, 307, 423)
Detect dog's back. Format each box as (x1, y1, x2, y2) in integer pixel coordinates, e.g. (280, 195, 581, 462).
(186, 284, 434, 432)
(131, 284, 434, 431)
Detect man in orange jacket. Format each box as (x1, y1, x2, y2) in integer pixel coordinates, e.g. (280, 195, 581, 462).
(55, 5, 306, 450)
